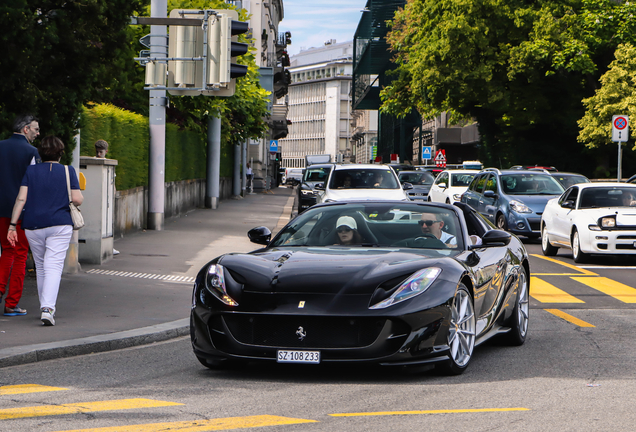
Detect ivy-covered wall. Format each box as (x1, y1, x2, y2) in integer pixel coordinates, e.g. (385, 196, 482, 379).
(80, 103, 231, 191)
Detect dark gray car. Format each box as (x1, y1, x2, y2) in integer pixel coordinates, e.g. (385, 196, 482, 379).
(398, 170, 435, 201)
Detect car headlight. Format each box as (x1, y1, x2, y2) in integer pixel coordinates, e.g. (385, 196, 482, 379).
(301, 189, 315, 196)
(369, 268, 442, 309)
(205, 264, 239, 306)
(452, 194, 462, 201)
(600, 216, 616, 228)
(509, 200, 532, 213)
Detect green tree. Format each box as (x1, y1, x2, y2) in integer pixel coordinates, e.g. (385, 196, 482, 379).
(0, 0, 146, 160)
(578, 43, 636, 150)
(381, 0, 636, 172)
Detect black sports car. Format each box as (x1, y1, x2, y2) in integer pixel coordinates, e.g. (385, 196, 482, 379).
(191, 201, 530, 375)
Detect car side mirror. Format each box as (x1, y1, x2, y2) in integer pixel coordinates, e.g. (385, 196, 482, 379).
(474, 229, 511, 248)
(247, 226, 272, 245)
(438, 182, 447, 189)
(314, 183, 325, 191)
(483, 190, 497, 198)
(561, 200, 574, 209)
(402, 182, 413, 190)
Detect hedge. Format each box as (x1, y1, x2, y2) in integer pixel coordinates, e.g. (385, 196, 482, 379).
(80, 104, 214, 190)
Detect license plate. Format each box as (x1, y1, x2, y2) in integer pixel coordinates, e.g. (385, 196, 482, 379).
(277, 350, 320, 364)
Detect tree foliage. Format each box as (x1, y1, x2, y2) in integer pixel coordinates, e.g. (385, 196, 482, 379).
(381, 0, 636, 171)
(0, 0, 146, 161)
(578, 43, 636, 150)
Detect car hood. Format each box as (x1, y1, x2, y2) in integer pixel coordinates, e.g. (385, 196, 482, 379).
(218, 248, 458, 295)
(324, 188, 408, 202)
(572, 208, 636, 226)
(408, 185, 432, 193)
(509, 194, 561, 212)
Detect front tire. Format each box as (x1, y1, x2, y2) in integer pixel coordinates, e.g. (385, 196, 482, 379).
(572, 229, 589, 263)
(438, 284, 475, 375)
(496, 213, 508, 231)
(541, 225, 558, 256)
(503, 266, 529, 346)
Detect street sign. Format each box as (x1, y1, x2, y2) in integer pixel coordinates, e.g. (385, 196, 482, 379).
(269, 139, 278, 154)
(422, 146, 432, 160)
(612, 115, 629, 142)
(435, 149, 446, 168)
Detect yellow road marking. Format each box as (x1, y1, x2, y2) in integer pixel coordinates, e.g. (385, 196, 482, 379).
(53, 415, 317, 432)
(330, 408, 529, 417)
(530, 277, 584, 303)
(533, 273, 587, 276)
(530, 254, 597, 276)
(572, 277, 636, 303)
(0, 399, 183, 420)
(0, 384, 68, 395)
(545, 309, 595, 327)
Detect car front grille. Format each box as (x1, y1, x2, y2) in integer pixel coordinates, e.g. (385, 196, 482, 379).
(529, 220, 541, 231)
(222, 314, 390, 349)
(616, 244, 636, 250)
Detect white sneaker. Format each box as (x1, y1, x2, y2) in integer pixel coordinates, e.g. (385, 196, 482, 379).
(113, 249, 120, 255)
(41, 308, 55, 326)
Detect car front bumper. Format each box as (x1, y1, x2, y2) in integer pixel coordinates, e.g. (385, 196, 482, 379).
(581, 229, 636, 254)
(506, 212, 542, 237)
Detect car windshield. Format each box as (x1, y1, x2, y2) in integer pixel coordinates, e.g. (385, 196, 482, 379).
(398, 171, 434, 185)
(304, 167, 330, 182)
(451, 173, 475, 187)
(329, 169, 400, 190)
(579, 187, 636, 209)
(500, 174, 564, 195)
(554, 175, 590, 188)
(270, 202, 465, 251)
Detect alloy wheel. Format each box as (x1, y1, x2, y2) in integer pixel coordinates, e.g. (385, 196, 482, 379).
(448, 288, 476, 368)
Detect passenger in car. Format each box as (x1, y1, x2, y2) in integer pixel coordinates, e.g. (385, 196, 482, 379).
(373, 172, 385, 188)
(335, 216, 363, 245)
(418, 213, 457, 247)
(337, 175, 353, 189)
(622, 191, 636, 207)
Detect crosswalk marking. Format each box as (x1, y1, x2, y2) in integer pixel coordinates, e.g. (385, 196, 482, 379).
(0, 398, 182, 420)
(572, 277, 636, 303)
(86, 269, 194, 284)
(530, 277, 585, 303)
(52, 415, 317, 431)
(0, 384, 68, 396)
(545, 309, 595, 328)
(330, 408, 529, 417)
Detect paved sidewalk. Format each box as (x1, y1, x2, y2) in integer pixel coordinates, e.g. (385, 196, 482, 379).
(0, 187, 295, 367)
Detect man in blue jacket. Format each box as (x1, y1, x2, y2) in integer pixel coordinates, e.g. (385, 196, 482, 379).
(0, 114, 40, 316)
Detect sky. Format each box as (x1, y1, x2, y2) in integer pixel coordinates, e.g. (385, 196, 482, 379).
(279, 0, 368, 56)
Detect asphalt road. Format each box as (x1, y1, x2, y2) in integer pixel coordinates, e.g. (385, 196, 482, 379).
(2, 236, 636, 431)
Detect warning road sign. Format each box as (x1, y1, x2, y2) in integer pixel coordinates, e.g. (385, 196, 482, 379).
(435, 150, 446, 168)
(612, 115, 629, 142)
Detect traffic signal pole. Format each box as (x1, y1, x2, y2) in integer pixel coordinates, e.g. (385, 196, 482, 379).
(148, 0, 167, 230)
(206, 112, 221, 209)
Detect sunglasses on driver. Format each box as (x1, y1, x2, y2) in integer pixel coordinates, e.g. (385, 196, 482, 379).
(418, 219, 441, 227)
(337, 226, 352, 233)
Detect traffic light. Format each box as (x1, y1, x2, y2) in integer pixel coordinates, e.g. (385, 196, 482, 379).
(273, 68, 291, 99)
(208, 9, 249, 92)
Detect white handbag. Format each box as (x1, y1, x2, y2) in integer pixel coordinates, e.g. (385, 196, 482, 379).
(65, 165, 85, 230)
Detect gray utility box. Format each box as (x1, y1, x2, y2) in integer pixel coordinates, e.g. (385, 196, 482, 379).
(78, 156, 117, 264)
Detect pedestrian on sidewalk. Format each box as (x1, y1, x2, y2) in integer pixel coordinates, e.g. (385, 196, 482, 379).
(94, 139, 109, 158)
(0, 114, 41, 317)
(246, 163, 253, 193)
(7, 136, 84, 326)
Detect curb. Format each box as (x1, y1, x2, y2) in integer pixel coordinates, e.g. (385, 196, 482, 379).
(0, 318, 189, 368)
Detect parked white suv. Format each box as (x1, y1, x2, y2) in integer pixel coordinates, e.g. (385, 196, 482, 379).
(428, 169, 479, 204)
(315, 164, 410, 203)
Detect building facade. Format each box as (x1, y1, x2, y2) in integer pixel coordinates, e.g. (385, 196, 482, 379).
(278, 40, 353, 168)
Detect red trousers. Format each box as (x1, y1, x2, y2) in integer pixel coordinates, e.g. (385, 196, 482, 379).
(0, 217, 29, 308)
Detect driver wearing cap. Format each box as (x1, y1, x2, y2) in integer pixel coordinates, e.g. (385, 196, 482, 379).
(417, 212, 456, 247)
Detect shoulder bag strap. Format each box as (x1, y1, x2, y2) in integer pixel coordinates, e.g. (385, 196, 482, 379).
(64, 165, 72, 204)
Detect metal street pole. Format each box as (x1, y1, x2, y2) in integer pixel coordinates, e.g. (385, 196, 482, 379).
(618, 142, 622, 182)
(148, 0, 167, 230)
(206, 112, 221, 209)
(233, 144, 240, 196)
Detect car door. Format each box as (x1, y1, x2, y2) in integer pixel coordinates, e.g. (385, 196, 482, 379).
(478, 174, 499, 223)
(461, 207, 510, 327)
(463, 173, 486, 210)
(430, 171, 448, 202)
(551, 186, 579, 244)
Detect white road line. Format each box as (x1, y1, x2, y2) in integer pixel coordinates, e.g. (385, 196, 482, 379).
(84, 269, 194, 284)
(579, 266, 636, 269)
